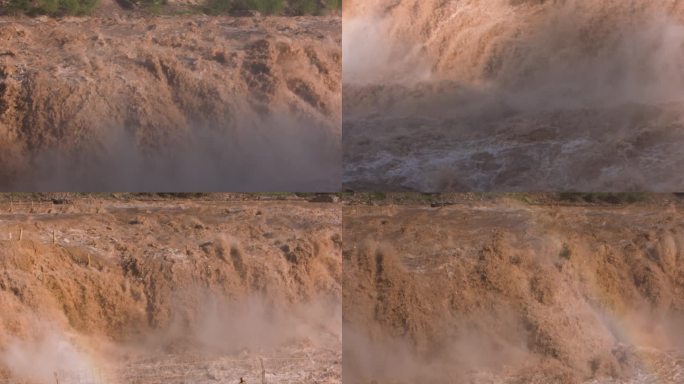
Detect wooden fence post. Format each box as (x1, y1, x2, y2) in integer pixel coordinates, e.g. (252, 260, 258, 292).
(260, 357, 266, 384)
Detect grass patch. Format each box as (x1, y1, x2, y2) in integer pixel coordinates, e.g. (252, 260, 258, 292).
(559, 243, 572, 260)
(343, 192, 444, 205)
(3, 0, 341, 15)
(340, 192, 660, 206)
(204, 0, 284, 15)
(286, 0, 317, 15)
(139, 0, 168, 12)
(557, 193, 647, 205)
(5, 0, 99, 15)
(288, 0, 341, 15)
(204, 0, 340, 15)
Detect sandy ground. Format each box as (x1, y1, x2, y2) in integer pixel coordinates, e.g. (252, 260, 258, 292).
(342, 0, 684, 191)
(0, 196, 341, 383)
(343, 196, 684, 383)
(0, 15, 341, 191)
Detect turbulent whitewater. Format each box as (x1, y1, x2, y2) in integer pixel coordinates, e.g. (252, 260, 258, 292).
(0, 16, 341, 191)
(343, 196, 684, 383)
(343, 0, 684, 191)
(0, 196, 342, 383)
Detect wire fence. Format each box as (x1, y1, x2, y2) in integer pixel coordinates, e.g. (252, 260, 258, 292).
(0, 368, 110, 384)
(0, 194, 330, 213)
(0, 354, 336, 384)
(54, 368, 110, 384)
(0, 200, 55, 212)
(0, 226, 60, 244)
(0, 196, 328, 217)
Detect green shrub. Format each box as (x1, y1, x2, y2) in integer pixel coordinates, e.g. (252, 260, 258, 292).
(141, 0, 167, 8)
(287, 0, 340, 15)
(205, 0, 285, 15)
(557, 192, 647, 205)
(559, 243, 572, 259)
(286, 0, 316, 15)
(322, 0, 340, 10)
(4, 0, 339, 14)
(6, 0, 98, 15)
(205, 0, 339, 15)
(254, 0, 284, 13)
(371, 192, 387, 201)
